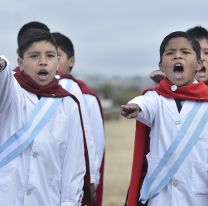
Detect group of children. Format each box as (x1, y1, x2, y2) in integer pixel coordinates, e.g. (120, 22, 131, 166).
(1, 20, 208, 206)
(0, 21, 105, 206)
(122, 26, 208, 206)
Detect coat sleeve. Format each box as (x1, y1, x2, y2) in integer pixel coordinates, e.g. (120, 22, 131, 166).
(0, 56, 22, 112)
(0, 56, 13, 112)
(84, 94, 105, 185)
(129, 91, 159, 127)
(61, 99, 86, 206)
(60, 80, 97, 185)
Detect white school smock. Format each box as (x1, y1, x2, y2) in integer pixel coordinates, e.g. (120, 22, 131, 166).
(83, 94, 105, 185)
(130, 91, 208, 206)
(0, 59, 85, 206)
(59, 78, 97, 184)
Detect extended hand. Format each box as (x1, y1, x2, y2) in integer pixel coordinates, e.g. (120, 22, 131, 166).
(149, 70, 166, 83)
(121, 103, 140, 119)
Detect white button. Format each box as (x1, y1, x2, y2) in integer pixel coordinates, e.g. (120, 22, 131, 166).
(171, 85, 177, 92)
(32, 152, 38, 158)
(175, 120, 181, 125)
(26, 190, 32, 195)
(172, 179, 178, 187)
(55, 74, 61, 80)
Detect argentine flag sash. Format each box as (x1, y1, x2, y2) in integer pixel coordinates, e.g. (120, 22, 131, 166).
(140, 101, 208, 204)
(0, 78, 72, 168)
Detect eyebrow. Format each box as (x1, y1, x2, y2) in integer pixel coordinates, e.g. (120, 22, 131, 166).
(165, 48, 192, 52)
(27, 50, 57, 55)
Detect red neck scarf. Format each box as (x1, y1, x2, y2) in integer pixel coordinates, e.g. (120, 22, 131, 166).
(145, 78, 208, 100)
(127, 79, 208, 206)
(14, 70, 69, 98)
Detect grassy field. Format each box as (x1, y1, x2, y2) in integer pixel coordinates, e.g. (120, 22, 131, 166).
(102, 118, 135, 206)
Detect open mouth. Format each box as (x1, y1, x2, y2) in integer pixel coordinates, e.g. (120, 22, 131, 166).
(173, 63, 184, 79)
(196, 66, 207, 80)
(37, 69, 49, 80)
(197, 66, 206, 73)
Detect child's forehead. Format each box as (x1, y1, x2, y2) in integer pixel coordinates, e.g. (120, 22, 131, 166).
(197, 38, 208, 46)
(165, 37, 192, 49)
(57, 47, 65, 53)
(26, 40, 57, 52)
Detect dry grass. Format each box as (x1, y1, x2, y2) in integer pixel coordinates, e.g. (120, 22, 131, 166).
(102, 118, 135, 206)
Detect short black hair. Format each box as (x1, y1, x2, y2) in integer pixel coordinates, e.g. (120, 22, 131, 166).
(18, 28, 57, 58)
(159, 31, 201, 63)
(186, 26, 208, 40)
(52, 32, 74, 58)
(17, 21, 50, 48)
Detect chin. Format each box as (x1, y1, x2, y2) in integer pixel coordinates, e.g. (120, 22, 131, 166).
(37, 80, 50, 86)
(172, 80, 185, 87)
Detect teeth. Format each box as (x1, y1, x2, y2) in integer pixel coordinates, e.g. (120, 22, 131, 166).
(174, 63, 183, 72)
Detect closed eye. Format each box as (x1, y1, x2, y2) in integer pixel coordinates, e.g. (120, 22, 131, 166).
(47, 54, 56, 58)
(29, 54, 38, 59)
(182, 50, 191, 54)
(164, 51, 174, 55)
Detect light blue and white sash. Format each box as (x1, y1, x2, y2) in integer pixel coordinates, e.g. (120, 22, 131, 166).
(0, 78, 72, 168)
(140, 101, 208, 204)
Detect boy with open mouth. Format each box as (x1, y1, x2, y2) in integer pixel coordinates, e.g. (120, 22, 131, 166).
(0, 28, 86, 206)
(121, 31, 208, 206)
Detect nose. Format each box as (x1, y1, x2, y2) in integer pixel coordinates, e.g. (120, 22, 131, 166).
(174, 51, 182, 59)
(201, 52, 206, 63)
(39, 55, 47, 66)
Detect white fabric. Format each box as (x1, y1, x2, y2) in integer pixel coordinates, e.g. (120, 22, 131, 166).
(130, 91, 208, 206)
(59, 79, 97, 184)
(0, 59, 85, 206)
(83, 94, 105, 185)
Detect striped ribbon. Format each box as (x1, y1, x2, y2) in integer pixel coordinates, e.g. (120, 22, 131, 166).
(0, 78, 72, 168)
(140, 101, 208, 204)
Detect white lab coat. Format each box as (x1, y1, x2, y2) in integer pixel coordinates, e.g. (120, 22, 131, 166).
(59, 78, 98, 185)
(83, 94, 105, 185)
(130, 91, 208, 206)
(0, 59, 85, 206)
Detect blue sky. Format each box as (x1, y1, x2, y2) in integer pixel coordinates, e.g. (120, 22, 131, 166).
(1, 0, 208, 76)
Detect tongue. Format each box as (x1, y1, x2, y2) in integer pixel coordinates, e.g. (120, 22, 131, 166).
(174, 70, 183, 79)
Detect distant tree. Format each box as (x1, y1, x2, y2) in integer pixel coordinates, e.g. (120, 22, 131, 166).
(93, 83, 115, 99)
(113, 87, 141, 106)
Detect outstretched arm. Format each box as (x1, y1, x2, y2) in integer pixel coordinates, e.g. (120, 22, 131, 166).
(121, 103, 140, 119)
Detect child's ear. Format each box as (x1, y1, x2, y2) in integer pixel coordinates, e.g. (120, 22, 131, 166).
(196, 60, 203, 72)
(68, 56, 75, 68)
(17, 57, 22, 67)
(16, 48, 19, 55)
(159, 62, 164, 72)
